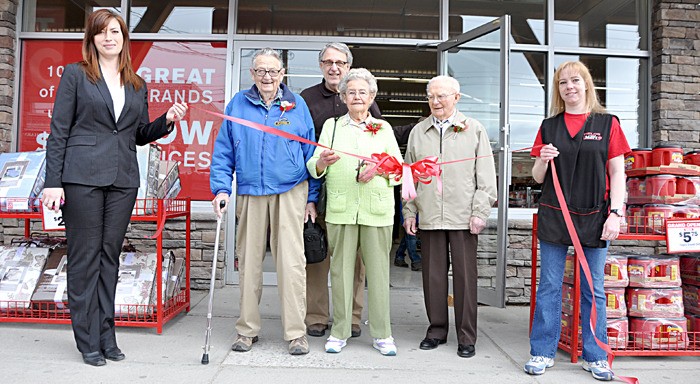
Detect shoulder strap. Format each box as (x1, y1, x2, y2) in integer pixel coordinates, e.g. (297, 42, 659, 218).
(330, 117, 339, 148)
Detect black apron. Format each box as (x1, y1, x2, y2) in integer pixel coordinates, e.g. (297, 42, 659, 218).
(537, 113, 614, 248)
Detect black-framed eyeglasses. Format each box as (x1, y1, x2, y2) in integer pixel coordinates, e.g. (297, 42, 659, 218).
(321, 60, 348, 68)
(253, 68, 282, 78)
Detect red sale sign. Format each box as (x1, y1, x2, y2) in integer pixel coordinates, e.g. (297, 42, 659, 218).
(19, 40, 227, 200)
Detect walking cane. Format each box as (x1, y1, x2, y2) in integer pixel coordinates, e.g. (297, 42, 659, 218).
(201, 200, 226, 364)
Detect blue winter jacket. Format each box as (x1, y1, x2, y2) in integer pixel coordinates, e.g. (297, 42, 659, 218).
(210, 83, 320, 203)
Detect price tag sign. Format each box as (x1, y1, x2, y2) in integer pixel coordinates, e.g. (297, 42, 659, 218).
(42, 206, 66, 231)
(666, 219, 700, 253)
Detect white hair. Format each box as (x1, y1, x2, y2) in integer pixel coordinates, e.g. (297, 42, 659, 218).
(427, 75, 460, 94)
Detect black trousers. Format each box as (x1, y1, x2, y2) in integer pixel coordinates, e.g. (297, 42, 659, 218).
(62, 184, 137, 353)
(421, 229, 478, 346)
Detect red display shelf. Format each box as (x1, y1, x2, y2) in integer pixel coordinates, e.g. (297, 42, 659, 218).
(0, 198, 191, 334)
(530, 213, 700, 362)
(626, 164, 700, 178)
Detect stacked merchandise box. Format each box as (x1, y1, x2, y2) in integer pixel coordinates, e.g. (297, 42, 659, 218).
(0, 151, 46, 212)
(157, 161, 180, 199)
(166, 257, 185, 301)
(0, 245, 49, 309)
(626, 254, 687, 349)
(680, 254, 700, 338)
(133, 144, 161, 215)
(624, 144, 700, 235)
(114, 252, 157, 317)
(149, 251, 175, 307)
(605, 254, 629, 348)
(30, 247, 69, 312)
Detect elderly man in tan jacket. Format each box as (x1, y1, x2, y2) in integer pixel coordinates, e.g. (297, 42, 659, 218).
(403, 75, 497, 359)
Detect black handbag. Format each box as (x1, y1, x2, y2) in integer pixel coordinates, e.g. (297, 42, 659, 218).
(303, 219, 327, 264)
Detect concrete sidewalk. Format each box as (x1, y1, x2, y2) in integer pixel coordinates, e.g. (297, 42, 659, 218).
(1, 286, 697, 384)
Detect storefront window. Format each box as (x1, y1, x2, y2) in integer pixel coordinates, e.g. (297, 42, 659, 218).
(236, 0, 439, 39)
(18, 40, 227, 200)
(129, 1, 228, 34)
(554, 0, 647, 50)
(553, 55, 641, 148)
(22, 0, 121, 32)
(449, 0, 545, 44)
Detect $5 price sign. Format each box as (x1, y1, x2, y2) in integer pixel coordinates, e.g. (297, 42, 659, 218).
(666, 219, 700, 253)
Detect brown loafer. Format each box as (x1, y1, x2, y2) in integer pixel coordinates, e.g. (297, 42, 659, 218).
(351, 324, 361, 338)
(306, 323, 328, 337)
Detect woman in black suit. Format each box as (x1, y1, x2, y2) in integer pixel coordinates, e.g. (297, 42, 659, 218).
(41, 9, 187, 366)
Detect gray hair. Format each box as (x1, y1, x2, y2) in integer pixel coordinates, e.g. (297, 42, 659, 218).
(427, 75, 460, 94)
(338, 68, 378, 95)
(251, 48, 283, 68)
(318, 42, 353, 66)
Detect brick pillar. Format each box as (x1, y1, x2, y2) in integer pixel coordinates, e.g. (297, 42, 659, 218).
(651, 0, 700, 150)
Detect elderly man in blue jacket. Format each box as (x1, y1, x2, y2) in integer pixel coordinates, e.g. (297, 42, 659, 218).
(210, 48, 320, 356)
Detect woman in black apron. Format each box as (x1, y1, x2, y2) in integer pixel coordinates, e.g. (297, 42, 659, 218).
(523, 61, 630, 382)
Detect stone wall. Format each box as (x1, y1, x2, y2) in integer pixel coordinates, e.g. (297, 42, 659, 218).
(651, 0, 700, 150)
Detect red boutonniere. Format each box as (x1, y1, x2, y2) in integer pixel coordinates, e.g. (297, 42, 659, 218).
(279, 100, 295, 119)
(364, 122, 382, 135)
(453, 120, 468, 133)
(280, 101, 295, 112)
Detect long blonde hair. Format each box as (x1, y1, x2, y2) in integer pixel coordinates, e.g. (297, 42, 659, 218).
(80, 9, 144, 90)
(549, 61, 606, 117)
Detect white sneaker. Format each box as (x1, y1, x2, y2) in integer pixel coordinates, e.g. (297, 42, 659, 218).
(324, 336, 347, 353)
(524, 356, 554, 375)
(582, 360, 614, 381)
(373, 336, 397, 356)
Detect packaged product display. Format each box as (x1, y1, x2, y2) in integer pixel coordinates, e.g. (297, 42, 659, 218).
(0, 151, 46, 212)
(561, 312, 581, 339)
(150, 251, 174, 306)
(605, 288, 627, 318)
(157, 161, 180, 199)
(30, 247, 69, 311)
(166, 257, 185, 300)
(625, 148, 652, 171)
(604, 254, 629, 287)
(628, 255, 681, 288)
(681, 283, 699, 316)
(114, 252, 157, 316)
(606, 317, 629, 349)
(133, 144, 162, 215)
(0, 245, 49, 309)
(629, 317, 688, 350)
(627, 287, 684, 318)
(563, 254, 574, 284)
(685, 313, 700, 332)
(680, 255, 700, 285)
(561, 283, 573, 314)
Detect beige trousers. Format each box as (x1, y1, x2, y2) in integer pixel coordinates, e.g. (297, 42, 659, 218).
(235, 181, 307, 341)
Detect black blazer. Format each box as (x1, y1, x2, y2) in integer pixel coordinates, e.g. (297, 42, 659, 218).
(45, 62, 171, 189)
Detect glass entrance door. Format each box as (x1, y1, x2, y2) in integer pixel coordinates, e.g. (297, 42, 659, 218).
(437, 16, 511, 307)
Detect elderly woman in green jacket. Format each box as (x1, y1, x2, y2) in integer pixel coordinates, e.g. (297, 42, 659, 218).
(307, 68, 402, 356)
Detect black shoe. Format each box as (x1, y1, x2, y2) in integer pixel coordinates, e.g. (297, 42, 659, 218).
(394, 259, 409, 268)
(351, 324, 361, 338)
(82, 351, 106, 366)
(457, 344, 476, 358)
(102, 347, 125, 361)
(419, 337, 446, 350)
(411, 261, 422, 271)
(306, 323, 328, 337)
